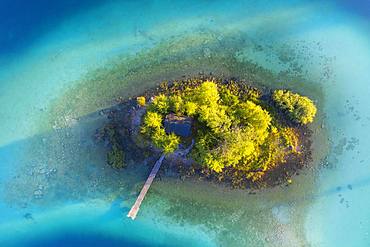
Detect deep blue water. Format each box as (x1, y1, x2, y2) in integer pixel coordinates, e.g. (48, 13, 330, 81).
(1, 0, 368, 57)
(0, 0, 107, 55)
(339, 0, 370, 19)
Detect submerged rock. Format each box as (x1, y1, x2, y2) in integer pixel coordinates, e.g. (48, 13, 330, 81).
(38, 168, 47, 174)
(23, 213, 33, 220)
(33, 189, 43, 199)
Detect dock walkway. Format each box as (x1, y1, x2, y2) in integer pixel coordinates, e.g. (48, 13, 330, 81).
(127, 154, 165, 220)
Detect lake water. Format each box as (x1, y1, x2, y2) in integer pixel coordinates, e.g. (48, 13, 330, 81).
(0, 0, 369, 246)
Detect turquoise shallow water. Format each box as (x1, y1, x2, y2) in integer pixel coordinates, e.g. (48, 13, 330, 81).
(0, 0, 370, 246)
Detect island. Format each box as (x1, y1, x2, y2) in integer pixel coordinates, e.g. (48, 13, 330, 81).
(96, 77, 317, 218)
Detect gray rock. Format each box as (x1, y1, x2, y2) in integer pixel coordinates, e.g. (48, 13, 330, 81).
(164, 114, 193, 137)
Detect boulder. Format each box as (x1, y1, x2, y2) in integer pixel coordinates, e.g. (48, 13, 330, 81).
(164, 114, 192, 137)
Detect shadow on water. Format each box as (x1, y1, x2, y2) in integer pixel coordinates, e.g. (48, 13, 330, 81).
(298, 174, 370, 203)
(0, 102, 179, 245)
(0, 102, 151, 215)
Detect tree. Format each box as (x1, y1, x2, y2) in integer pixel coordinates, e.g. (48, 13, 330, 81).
(236, 101, 271, 143)
(152, 94, 170, 114)
(161, 132, 180, 153)
(136, 96, 146, 107)
(184, 101, 198, 116)
(192, 80, 220, 106)
(141, 111, 179, 153)
(273, 90, 317, 124)
(197, 105, 231, 133)
(218, 128, 256, 168)
(142, 111, 162, 130)
(169, 95, 184, 115)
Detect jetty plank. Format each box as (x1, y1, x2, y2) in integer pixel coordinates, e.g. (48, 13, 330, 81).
(127, 154, 165, 220)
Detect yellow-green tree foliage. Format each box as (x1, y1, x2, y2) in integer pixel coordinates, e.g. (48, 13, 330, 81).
(151, 94, 170, 114)
(192, 80, 220, 105)
(140, 80, 309, 180)
(187, 81, 232, 133)
(184, 101, 197, 116)
(136, 96, 146, 106)
(169, 95, 184, 115)
(141, 111, 180, 153)
(272, 90, 317, 124)
(236, 101, 271, 143)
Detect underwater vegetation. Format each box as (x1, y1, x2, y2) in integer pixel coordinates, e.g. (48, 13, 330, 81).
(101, 124, 126, 169)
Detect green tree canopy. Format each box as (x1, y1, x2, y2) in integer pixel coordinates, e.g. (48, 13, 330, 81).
(139, 80, 315, 181)
(272, 90, 317, 124)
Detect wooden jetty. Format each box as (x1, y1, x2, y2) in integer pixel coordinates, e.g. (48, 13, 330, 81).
(127, 153, 165, 220)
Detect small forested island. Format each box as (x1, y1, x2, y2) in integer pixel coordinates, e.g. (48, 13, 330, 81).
(98, 77, 317, 189)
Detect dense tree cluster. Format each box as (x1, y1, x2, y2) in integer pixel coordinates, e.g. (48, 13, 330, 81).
(140, 80, 316, 181)
(272, 89, 317, 124)
(140, 111, 180, 153)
